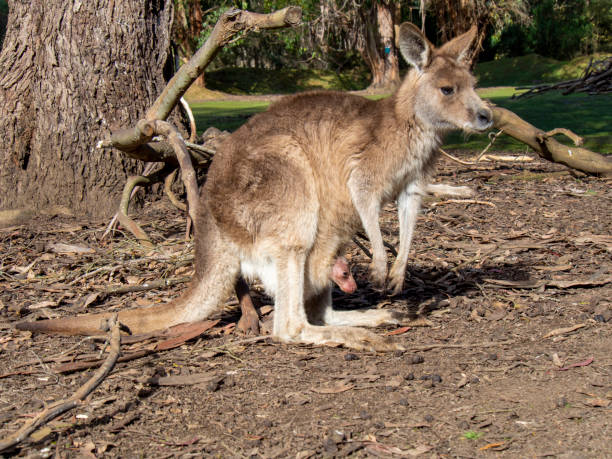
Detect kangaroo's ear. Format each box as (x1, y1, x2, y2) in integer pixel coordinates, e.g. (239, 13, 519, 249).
(439, 25, 478, 66)
(397, 23, 432, 72)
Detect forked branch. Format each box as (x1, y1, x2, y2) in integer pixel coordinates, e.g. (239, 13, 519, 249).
(98, 7, 302, 244)
(106, 7, 302, 157)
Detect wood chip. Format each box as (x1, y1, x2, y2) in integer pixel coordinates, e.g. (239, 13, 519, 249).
(543, 324, 586, 339)
(154, 319, 219, 351)
(46, 242, 94, 254)
(311, 382, 354, 394)
(557, 357, 594, 371)
(385, 326, 411, 336)
(584, 398, 611, 408)
(147, 373, 222, 386)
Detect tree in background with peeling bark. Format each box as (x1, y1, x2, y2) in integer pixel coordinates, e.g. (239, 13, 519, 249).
(173, 0, 206, 87)
(0, 0, 176, 218)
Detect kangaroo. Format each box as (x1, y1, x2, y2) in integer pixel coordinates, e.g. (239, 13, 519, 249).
(16, 23, 492, 351)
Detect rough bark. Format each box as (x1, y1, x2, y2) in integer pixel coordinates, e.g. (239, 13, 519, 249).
(0, 0, 175, 218)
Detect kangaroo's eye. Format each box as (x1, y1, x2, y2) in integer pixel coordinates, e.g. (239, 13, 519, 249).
(440, 86, 454, 96)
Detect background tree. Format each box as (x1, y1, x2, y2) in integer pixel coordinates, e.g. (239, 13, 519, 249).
(424, 0, 529, 63)
(0, 0, 176, 218)
(312, 0, 401, 89)
(173, 0, 206, 86)
(358, 0, 400, 89)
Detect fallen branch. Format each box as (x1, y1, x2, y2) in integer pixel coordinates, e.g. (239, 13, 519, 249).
(490, 105, 612, 177)
(0, 316, 121, 453)
(515, 57, 611, 97)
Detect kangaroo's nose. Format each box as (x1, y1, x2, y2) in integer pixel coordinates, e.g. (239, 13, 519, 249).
(477, 108, 493, 128)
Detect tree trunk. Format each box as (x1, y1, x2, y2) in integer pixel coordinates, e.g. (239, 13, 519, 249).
(359, 1, 400, 90)
(0, 0, 174, 218)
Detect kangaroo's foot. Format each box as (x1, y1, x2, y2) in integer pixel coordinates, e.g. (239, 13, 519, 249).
(277, 324, 403, 352)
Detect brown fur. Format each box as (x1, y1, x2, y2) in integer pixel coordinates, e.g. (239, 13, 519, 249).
(16, 24, 492, 351)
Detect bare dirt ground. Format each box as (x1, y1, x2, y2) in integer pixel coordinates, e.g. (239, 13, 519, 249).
(1, 155, 611, 458)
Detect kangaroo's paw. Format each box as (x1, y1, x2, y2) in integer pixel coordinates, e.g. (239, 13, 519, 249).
(369, 257, 388, 289)
(236, 308, 260, 335)
(324, 308, 401, 328)
(387, 263, 406, 296)
(389, 311, 434, 327)
(294, 324, 404, 352)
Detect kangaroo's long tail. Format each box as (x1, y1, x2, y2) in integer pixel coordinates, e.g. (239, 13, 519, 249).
(14, 287, 198, 335)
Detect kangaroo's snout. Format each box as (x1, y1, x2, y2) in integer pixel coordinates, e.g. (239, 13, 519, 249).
(476, 107, 493, 131)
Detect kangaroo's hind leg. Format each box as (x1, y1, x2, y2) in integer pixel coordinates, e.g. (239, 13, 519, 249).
(235, 276, 260, 335)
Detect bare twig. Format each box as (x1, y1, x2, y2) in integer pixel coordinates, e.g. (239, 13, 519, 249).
(185, 141, 215, 157)
(163, 168, 187, 212)
(0, 316, 121, 453)
(431, 199, 496, 208)
(474, 129, 504, 162)
(102, 276, 190, 295)
(438, 147, 475, 165)
(352, 237, 372, 259)
(179, 97, 197, 143)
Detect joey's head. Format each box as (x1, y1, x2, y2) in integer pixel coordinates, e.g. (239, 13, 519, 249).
(396, 23, 492, 134)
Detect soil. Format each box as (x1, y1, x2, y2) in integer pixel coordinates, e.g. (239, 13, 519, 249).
(1, 155, 611, 458)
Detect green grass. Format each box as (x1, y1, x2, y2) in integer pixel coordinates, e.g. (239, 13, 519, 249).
(462, 431, 483, 440)
(190, 53, 612, 155)
(191, 90, 612, 155)
(202, 54, 609, 96)
(205, 67, 370, 95)
(191, 100, 270, 133)
(474, 54, 608, 87)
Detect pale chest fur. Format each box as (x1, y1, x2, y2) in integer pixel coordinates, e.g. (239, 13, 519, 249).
(365, 119, 441, 204)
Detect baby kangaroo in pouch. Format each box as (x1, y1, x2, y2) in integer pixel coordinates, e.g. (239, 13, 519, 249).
(17, 23, 492, 351)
